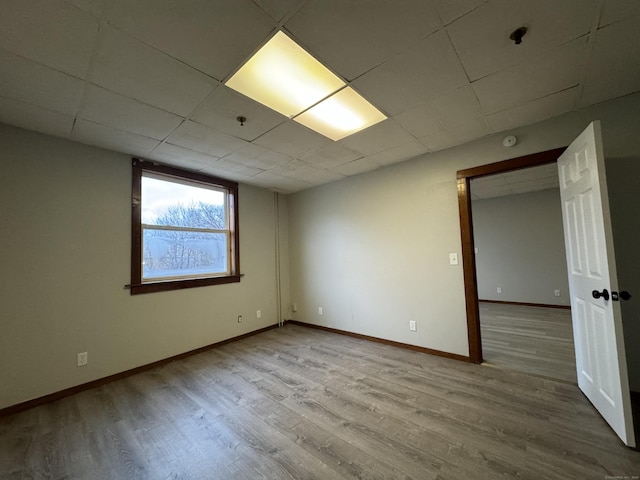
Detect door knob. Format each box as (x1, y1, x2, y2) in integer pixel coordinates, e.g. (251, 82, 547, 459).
(612, 291, 632, 301)
(592, 289, 610, 301)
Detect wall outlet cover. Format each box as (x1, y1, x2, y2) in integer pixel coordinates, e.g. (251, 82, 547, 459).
(409, 320, 417, 332)
(77, 352, 88, 367)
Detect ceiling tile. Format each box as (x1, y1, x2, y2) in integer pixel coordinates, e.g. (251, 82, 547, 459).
(191, 86, 286, 141)
(0, 0, 99, 77)
(417, 119, 491, 152)
(148, 143, 220, 171)
(580, 16, 640, 106)
(301, 143, 363, 168)
(0, 98, 74, 138)
(249, 170, 314, 193)
(503, 163, 557, 182)
(472, 66, 530, 115)
(511, 184, 558, 195)
(352, 30, 469, 115)
(416, 126, 453, 152)
(0, 49, 84, 115)
(394, 86, 485, 139)
(507, 177, 559, 192)
(471, 184, 515, 200)
(331, 158, 382, 177)
(253, 121, 330, 157)
(105, 0, 275, 80)
(166, 121, 247, 158)
(366, 140, 428, 166)
(200, 158, 264, 182)
(338, 120, 415, 156)
(432, 0, 488, 25)
(71, 119, 160, 156)
(271, 163, 345, 185)
(79, 85, 184, 140)
(473, 37, 587, 114)
(221, 142, 292, 170)
(89, 27, 217, 116)
(471, 175, 508, 188)
(286, 0, 442, 80)
(486, 87, 579, 132)
(599, 0, 640, 27)
(253, 0, 305, 22)
(448, 0, 598, 81)
(64, 0, 104, 17)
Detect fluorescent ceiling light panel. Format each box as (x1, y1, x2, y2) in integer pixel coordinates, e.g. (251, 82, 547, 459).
(294, 87, 387, 141)
(225, 31, 345, 118)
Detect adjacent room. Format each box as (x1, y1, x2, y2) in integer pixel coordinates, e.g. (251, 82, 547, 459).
(2, 1, 640, 478)
(471, 164, 577, 382)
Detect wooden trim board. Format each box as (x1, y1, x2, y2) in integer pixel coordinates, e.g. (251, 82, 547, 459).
(0, 324, 280, 418)
(287, 320, 470, 363)
(457, 147, 567, 364)
(1, 320, 470, 417)
(479, 299, 571, 310)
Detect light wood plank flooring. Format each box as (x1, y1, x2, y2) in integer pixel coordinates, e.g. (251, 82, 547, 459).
(479, 302, 577, 383)
(1, 324, 638, 479)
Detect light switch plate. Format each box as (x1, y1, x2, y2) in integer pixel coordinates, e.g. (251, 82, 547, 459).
(449, 253, 459, 265)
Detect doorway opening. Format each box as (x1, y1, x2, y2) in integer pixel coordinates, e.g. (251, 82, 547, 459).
(470, 162, 576, 382)
(456, 147, 566, 365)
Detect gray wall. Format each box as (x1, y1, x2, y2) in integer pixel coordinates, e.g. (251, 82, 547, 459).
(472, 188, 570, 306)
(2, 92, 639, 410)
(607, 157, 640, 392)
(287, 92, 640, 376)
(0, 124, 290, 409)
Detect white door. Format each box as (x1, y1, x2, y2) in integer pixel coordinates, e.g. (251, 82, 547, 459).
(558, 121, 635, 447)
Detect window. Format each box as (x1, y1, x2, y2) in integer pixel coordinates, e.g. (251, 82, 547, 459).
(130, 159, 240, 294)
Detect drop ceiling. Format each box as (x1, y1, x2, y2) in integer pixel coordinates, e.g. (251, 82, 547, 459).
(470, 163, 559, 200)
(1, 0, 639, 193)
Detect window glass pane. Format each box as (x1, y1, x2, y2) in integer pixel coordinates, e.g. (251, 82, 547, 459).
(142, 175, 226, 229)
(143, 229, 228, 279)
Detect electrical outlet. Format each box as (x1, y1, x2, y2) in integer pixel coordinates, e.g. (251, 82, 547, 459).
(554, 290, 561, 297)
(237, 315, 242, 323)
(449, 253, 459, 265)
(409, 321, 417, 332)
(318, 306, 323, 316)
(497, 287, 503, 294)
(256, 310, 262, 319)
(77, 352, 88, 367)
(291, 303, 298, 313)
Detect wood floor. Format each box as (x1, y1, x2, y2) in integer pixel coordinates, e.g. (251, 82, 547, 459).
(479, 302, 577, 383)
(1, 324, 639, 479)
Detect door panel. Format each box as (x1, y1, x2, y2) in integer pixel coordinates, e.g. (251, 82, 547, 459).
(558, 121, 635, 447)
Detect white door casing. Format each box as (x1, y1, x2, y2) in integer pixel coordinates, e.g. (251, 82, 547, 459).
(558, 121, 635, 447)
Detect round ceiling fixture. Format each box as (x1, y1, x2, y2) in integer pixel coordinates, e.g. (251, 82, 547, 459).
(236, 116, 247, 126)
(503, 135, 517, 147)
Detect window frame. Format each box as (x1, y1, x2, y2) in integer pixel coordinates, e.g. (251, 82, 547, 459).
(130, 159, 240, 295)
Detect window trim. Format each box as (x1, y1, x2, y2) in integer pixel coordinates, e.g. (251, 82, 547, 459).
(130, 159, 240, 295)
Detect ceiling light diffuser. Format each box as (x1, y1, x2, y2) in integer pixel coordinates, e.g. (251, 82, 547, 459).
(225, 31, 345, 118)
(294, 87, 387, 141)
(225, 30, 387, 141)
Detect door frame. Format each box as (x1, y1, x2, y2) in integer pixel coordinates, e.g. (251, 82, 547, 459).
(457, 147, 566, 364)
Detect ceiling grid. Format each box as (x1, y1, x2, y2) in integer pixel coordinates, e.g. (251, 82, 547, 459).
(0, 0, 638, 193)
